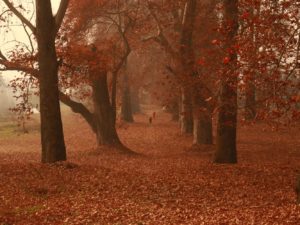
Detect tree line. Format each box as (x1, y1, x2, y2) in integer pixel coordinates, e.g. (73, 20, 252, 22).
(0, 0, 299, 199)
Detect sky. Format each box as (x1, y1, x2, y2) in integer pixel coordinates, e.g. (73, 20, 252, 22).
(0, 0, 63, 109)
(0, 0, 61, 83)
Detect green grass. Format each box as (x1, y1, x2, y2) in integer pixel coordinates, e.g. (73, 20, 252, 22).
(0, 121, 18, 137)
(0, 116, 40, 138)
(14, 205, 44, 215)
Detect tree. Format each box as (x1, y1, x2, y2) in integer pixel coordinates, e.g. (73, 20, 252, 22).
(36, 0, 69, 163)
(58, 0, 136, 150)
(0, 0, 137, 152)
(192, 0, 219, 145)
(0, 0, 69, 163)
(144, 0, 194, 134)
(143, 0, 217, 145)
(214, 0, 239, 163)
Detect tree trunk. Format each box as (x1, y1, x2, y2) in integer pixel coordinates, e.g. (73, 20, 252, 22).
(245, 4, 259, 121)
(111, 71, 117, 124)
(214, 0, 238, 164)
(192, 87, 213, 145)
(36, 0, 66, 163)
(171, 98, 180, 121)
(180, 87, 193, 134)
(193, 106, 213, 145)
(92, 72, 121, 146)
(59, 93, 96, 133)
(121, 69, 134, 122)
(131, 88, 141, 114)
(296, 174, 300, 204)
(245, 81, 256, 120)
(179, 0, 197, 134)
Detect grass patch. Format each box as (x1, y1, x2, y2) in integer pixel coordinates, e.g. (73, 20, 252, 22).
(0, 118, 40, 138)
(0, 122, 18, 137)
(14, 205, 44, 215)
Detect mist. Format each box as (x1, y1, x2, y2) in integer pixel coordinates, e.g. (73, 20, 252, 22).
(0, 75, 15, 119)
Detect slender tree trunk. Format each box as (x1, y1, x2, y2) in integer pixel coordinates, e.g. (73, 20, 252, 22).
(180, 87, 193, 134)
(111, 71, 117, 124)
(245, 4, 259, 120)
(92, 72, 121, 146)
(171, 98, 180, 121)
(131, 88, 141, 114)
(214, 0, 239, 164)
(193, 99, 213, 145)
(296, 174, 300, 204)
(121, 68, 134, 122)
(179, 0, 197, 134)
(36, 0, 66, 163)
(245, 81, 256, 120)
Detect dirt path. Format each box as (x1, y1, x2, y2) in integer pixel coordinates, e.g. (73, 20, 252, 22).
(1, 111, 300, 224)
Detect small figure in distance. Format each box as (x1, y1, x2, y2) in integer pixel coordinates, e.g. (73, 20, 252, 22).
(149, 117, 152, 124)
(152, 111, 156, 119)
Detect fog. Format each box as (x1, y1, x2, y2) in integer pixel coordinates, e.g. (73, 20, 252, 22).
(0, 75, 15, 119)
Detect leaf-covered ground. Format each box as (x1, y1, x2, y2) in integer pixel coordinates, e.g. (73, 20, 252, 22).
(0, 110, 300, 225)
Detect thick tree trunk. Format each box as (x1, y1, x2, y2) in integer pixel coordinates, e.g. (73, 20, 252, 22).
(180, 88, 193, 134)
(121, 70, 134, 122)
(92, 72, 121, 146)
(36, 0, 66, 163)
(214, 0, 238, 164)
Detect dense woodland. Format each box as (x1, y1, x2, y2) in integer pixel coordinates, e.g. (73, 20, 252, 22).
(0, 0, 300, 224)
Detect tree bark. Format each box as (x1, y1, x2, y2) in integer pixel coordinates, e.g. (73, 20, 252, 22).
(214, 0, 239, 164)
(92, 72, 121, 146)
(59, 93, 96, 132)
(179, 0, 197, 134)
(111, 71, 117, 124)
(180, 87, 193, 134)
(36, 0, 66, 163)
(245, 81, 256, 120)
(121, 68, 134, 122)
(296, 174, 300, 204)
(193, 98, 213, 145)
(245, 4, 259, 121)
(131, 88, 141, 114)
(171, 98, 180, 121)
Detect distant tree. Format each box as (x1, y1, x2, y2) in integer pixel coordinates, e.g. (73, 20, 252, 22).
(143, 0, 217, 145)
(58, 0, 136, 149)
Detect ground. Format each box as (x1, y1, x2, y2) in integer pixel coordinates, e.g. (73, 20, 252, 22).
(0, 108, 300, 225)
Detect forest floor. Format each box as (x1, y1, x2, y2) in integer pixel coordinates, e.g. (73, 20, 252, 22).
(0, 107, 300, 225)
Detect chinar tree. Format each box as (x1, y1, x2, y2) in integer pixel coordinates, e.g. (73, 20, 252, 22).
(1, 0, 69, 163)
(214, 0, 239, 163)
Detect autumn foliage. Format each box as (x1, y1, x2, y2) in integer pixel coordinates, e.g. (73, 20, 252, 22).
(0, 0, 300, 223)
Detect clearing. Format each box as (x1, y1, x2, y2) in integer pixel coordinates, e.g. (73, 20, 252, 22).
(0, 109, 300, 225)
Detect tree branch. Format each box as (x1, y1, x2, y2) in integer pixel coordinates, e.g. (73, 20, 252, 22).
(54, 0, 70, 34)
(0, 58, 97, 133)
(2, 0, 36, 35)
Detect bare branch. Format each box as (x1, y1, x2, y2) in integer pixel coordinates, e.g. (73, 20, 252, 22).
(2, 0, 36, 34)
